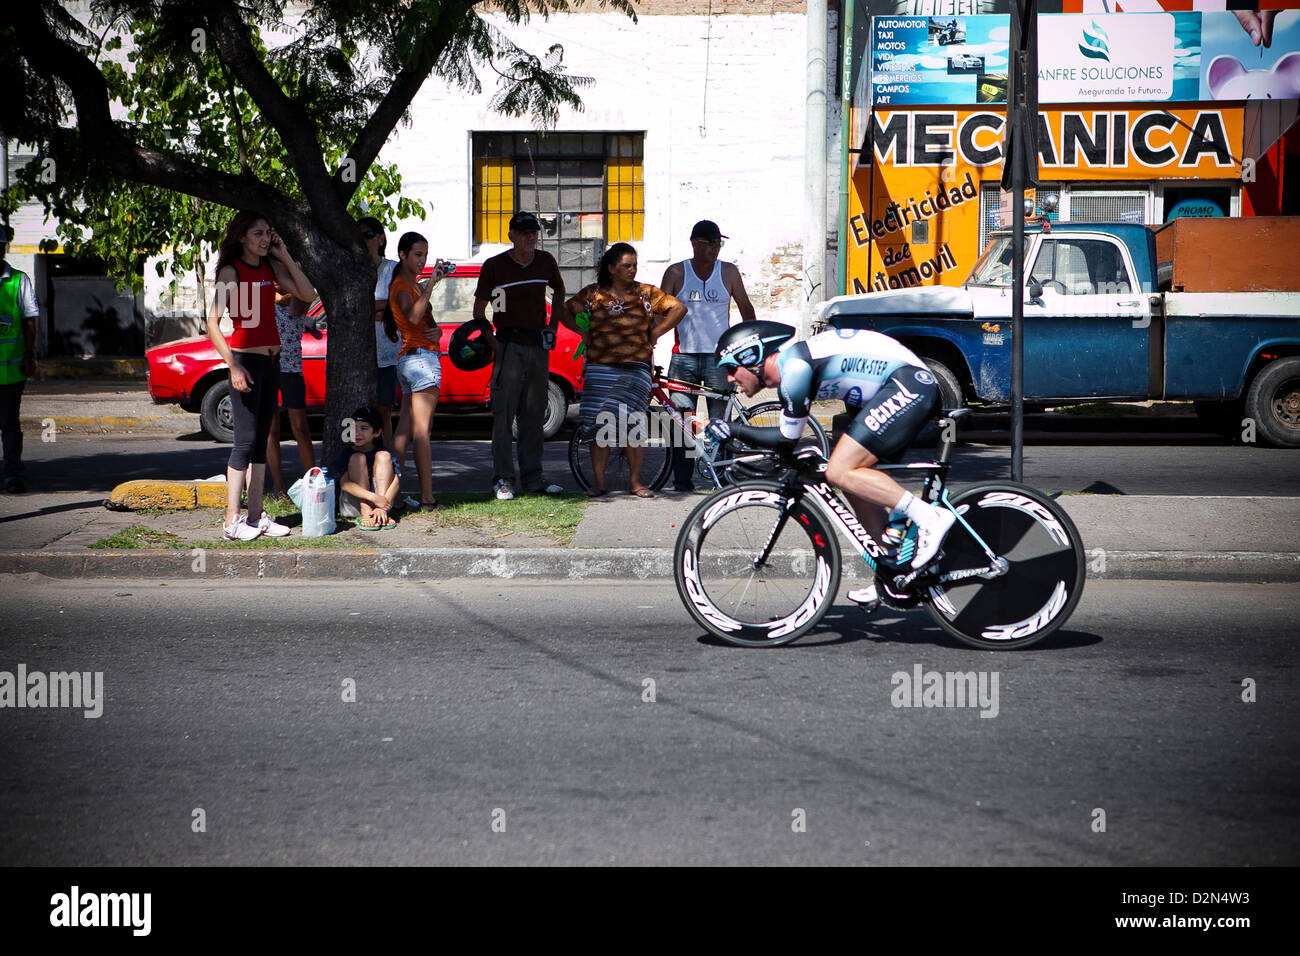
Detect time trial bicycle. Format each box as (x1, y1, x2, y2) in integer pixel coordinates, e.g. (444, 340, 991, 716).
(673, 409, 1086, 649)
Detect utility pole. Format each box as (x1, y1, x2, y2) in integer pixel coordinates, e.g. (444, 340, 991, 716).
(804, 0, 828, 339)
(1002, 0, 1039, 483)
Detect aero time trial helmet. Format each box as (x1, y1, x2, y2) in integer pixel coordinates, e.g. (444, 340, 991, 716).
(714, 321, 796, 371)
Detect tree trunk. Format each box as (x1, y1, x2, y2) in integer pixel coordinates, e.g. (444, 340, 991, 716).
(305, 245, 379, 467)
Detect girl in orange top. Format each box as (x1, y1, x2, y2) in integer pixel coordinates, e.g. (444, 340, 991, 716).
(388, 231, 452, 509)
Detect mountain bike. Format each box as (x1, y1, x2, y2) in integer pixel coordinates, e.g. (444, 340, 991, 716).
(673, 409, 1086, 649)
(568, 366, 831, 493)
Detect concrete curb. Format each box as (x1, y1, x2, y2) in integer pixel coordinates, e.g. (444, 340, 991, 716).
(34, 358, 146, 380)
(1, 548, 1296, 581)
(106, 480, 228, 510)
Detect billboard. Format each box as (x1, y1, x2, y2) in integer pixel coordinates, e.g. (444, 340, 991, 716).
(845, 106, 1245, 294)
(867, 10, 1300, 106)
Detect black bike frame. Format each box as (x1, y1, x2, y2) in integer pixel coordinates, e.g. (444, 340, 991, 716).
(758, 453, 1003, 590)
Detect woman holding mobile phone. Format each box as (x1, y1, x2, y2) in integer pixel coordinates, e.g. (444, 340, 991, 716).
(206, 210, 315, 539)
(388, 231, 450, 509)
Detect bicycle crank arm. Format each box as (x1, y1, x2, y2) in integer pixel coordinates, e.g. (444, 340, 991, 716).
(935, 556, 1010, 584)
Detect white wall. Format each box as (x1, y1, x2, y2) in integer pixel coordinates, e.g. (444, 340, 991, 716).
(382, 11, 810, 330)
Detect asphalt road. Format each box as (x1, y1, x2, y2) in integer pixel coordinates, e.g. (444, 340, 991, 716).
(0, 578, 1295, 866)
(16, 423, 1300, 497)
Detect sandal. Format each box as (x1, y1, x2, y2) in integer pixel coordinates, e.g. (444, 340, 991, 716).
(420, 499, 444, 511)
(358, 515, 397, 530)
(586, 486, 607, 498)
(632, 487, 656, 499)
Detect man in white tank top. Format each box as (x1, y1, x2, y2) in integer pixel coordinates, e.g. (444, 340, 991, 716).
(659, 220, 756, 491)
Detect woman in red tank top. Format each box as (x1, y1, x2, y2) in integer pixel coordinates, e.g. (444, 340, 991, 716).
(206, 210, 315, 540)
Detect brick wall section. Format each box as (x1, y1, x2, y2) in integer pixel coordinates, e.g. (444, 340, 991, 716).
(757, 241, 806, 319)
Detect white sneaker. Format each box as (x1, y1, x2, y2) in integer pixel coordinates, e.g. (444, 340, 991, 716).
(847, 583, 880, 610)
(493, 480, 515, 501)
(911, 507, 956, 569)
(223, 514, 262, 541)
(256, 512, 291, 537)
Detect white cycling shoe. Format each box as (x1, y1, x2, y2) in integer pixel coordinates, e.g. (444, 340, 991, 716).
(847, 583, 880, 611)
(910, 507, 956, 570)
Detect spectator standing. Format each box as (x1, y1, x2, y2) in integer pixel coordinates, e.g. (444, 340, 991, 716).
(264, 288, 317, 496)
(388, 231, 448, 510)
(564, 242, 685, 499)
(206, 210, 315, 540)
(658, 219, 756, 492)
(473, 211, 566, 500)
(0, 226, 39, 494)
(359, 216, 401, 451)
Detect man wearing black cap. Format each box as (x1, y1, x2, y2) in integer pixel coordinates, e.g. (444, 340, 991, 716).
(659, 220, 756, 492)
(473, 211, 566, 499)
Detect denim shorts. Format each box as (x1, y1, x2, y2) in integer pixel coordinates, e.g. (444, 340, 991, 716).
(397, 349, 442, 394)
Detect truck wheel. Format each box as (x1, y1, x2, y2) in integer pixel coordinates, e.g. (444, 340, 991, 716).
(512, 380, 568, 441)
(1245, 357, 1300, 448)
(923, 359, 963, 412)
(199, 380, 235, 443)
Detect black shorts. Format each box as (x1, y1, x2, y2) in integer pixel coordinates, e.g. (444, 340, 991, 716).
(278, 371, 307, 410)
(843, 366, 939, 462)
(376, 365, 398, 407)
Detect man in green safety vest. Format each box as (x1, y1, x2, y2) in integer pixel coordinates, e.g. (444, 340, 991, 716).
(0, 225, 40, 494)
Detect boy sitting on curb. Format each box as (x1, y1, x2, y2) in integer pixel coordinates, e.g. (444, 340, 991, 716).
(330, 406, 400, 530)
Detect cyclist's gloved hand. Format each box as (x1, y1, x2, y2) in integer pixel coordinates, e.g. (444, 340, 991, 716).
(703, 419, 732, 444)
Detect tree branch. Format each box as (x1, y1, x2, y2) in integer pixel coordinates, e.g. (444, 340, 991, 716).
(11, 5, 333, 253)
(203, 1, 342, 221)
(342, 0, 478, 205)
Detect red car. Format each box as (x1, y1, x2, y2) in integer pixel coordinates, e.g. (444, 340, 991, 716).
(146, 262, 583, 441)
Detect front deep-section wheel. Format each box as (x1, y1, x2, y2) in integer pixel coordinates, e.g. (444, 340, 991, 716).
(925, 481, 1085, 650)
(674, 482, 841, 647)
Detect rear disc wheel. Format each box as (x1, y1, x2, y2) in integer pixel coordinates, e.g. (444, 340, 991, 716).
(924, 482, 1085, 650)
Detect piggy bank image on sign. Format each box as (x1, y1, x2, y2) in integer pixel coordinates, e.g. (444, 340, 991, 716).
(1207, 53, 1300, 100)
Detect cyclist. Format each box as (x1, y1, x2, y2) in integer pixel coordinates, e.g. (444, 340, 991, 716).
(706, 321, 956, 610)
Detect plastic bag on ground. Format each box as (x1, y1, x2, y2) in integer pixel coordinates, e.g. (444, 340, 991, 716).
(300, 467, 336, 537)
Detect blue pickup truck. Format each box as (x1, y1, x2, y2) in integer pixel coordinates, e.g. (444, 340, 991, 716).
(816, 221, 1300, 447)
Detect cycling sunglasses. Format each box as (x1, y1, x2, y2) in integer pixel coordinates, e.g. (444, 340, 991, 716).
(724, 343, 763, 369)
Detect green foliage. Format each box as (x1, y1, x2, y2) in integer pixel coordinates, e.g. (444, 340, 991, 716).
(90, 526, 186, 549)
(1, 1, 630, 293)
(5, 7, 425, 295)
